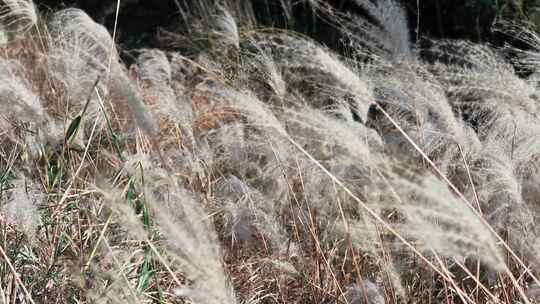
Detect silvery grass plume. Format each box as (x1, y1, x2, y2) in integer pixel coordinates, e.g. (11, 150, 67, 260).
(309, 0, 411, 59)
(210, 122, 292, 206)
(502, 109, 540, 179)
(427, 40, 540, 181)
(198, 4, 242, 77)
(221, 89, 302, 193)
(522, 171, 540, 222)
(239, 39, 287, 101)
(198, 123, 250, 181)
(344, 280, 386, 304)
(367, 59, 474, 174)
(46, 43, 105, 123)
(284, 103, 384, 176)
(0, 57, 56, 157)
(222, 88, 288, 136)
(157, 52, 196, 134)
(221, 79, 385, 232)
(48, 8, 116, 70)
(493, 22, 540, 77)
(0, 23, 7, 45)
(159, 2, 244, 60)
(48, 8, 158, 137)
(280, 103, 410, 296)
(0, 0, 37, 33)
(211, 5, 240, 50)
(208, 86, 399, 292)
(136, 49, 183, 121)
(101, 156, 236, 303)
(110, 67, 159, 137)
(174, 0, 255, 27)
(168, 51, 200, 85)
(214, 175, 255, 242)
(351, 0, 412, 57)
(199, 87, 307, 203)
(3, 176, 42, 239)
(138, 49, 172, 86)
(390, 173, 505, 270)
(425, 40, 540, 136)
(0, 58, 44, 126)
(296, 159, 403, 295)
(468, 142, 540, 264)
(197, 86, 294, 196)
(46, 8, 112, 119)
(486, 26, 540, 179)
(248, 32, 374, 122)
(145, 173, 237, 304)
(426, 40, 540, 273)
(425, 40, 540, 182)
(223, 0, 258, 25)
(214, 175, 290, 252)
(424, 39, 504, 71)
(94, 180, 161, 303)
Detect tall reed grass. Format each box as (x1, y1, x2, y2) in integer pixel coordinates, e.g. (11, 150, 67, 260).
(0, 0, 539, 303)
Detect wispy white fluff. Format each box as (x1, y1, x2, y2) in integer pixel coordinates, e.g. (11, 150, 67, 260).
(211, 5, 240, 49)
(46, 43, 106, 117)
(344, 280, 386, 304)
(225, 88, 287, 135)
(285, 104, 383, 164)
(313, 46, 374, 116)
(353, 0, 411, 57)
(146, 176, 237, 304)
(252, 33, 374, 121)
(0, 24, 8, 45)
(4, 177, 42, 239)
(241, 40, 287, 99)
(136, 49, 185, 123)
(428, 41, 540, 179)
(309, 0, 411, 59)
(0, 59, 44, 125)
(392, 174, 505, 270)
(46, 8, 112, 114)
(493, 22, 540, 74)
(0, 60, 60, 159)
(138, 49, 172, 85)
(368, 60, 472, 171)
(48, 9, 158, 137)
(48, 8, 117, 69)
(215, 174, 289, 251)
(0, 0, 37, 32)
(472, 143, 523, 221)
(112, 66, 160, 137)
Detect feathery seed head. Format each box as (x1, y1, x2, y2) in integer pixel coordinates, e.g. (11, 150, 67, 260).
(0, 0, 37, 33)
(4, 176, 42, 239)
(48, 8, 117, 69)
(211, 5, 240, 50)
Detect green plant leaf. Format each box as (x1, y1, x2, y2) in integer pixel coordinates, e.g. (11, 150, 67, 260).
(65, 115, 81, 143)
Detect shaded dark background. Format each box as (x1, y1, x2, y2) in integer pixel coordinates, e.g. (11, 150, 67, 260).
(31, 0, 527, 54)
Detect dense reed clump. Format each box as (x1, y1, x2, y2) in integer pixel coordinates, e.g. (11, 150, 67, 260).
(1, 0, 540, 303)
